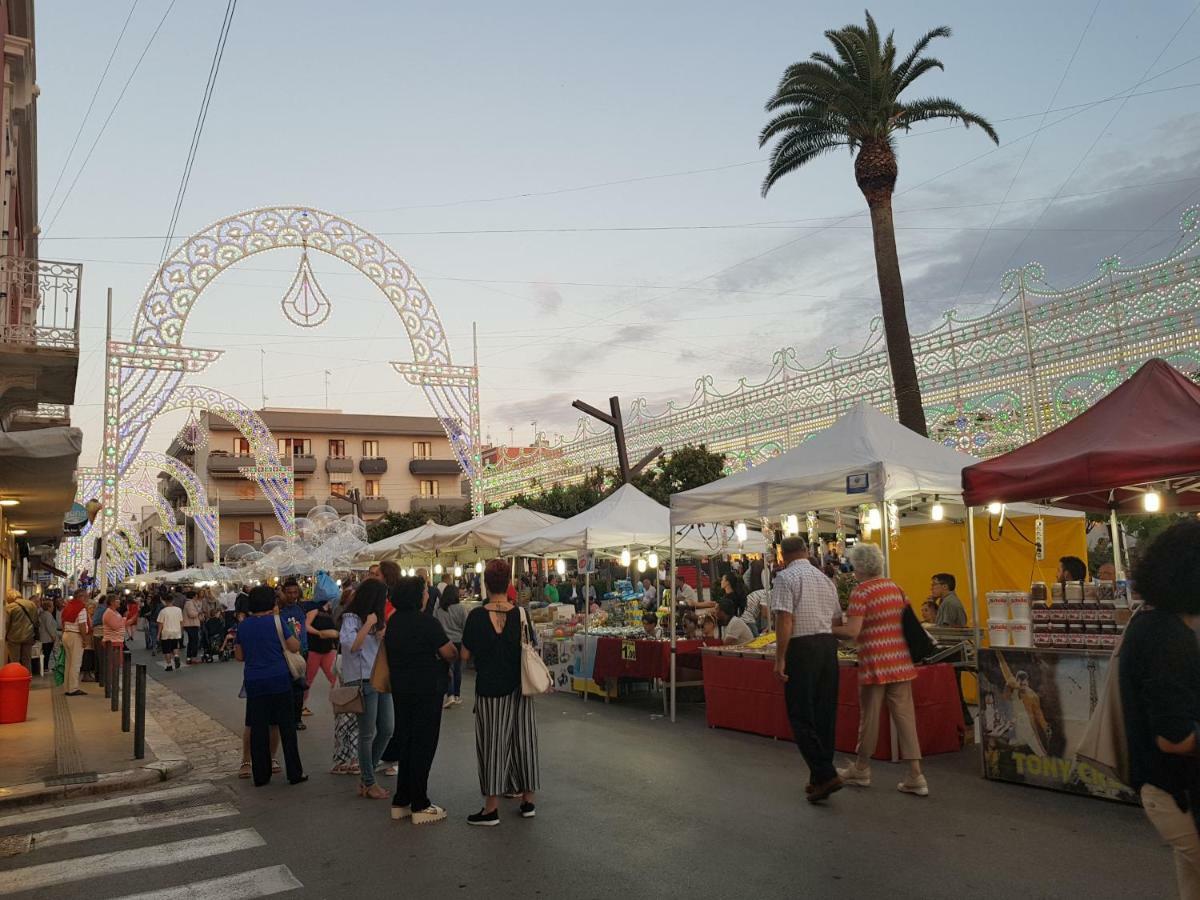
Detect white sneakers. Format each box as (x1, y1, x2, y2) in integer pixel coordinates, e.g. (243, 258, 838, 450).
(412, 804, 447, 825)
(836, 764, 872, 787)
(836, 762, 930, 796)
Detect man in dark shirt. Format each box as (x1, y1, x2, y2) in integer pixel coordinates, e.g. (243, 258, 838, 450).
(277, 579, 308, 727)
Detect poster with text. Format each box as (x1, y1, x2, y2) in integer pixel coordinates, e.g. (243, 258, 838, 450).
(977, 648, 1135, 803)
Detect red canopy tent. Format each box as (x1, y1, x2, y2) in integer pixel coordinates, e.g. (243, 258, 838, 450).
(962, 358, 1200, 512)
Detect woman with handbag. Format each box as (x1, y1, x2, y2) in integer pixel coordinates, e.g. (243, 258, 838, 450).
(330, 586, 360, 776)
(460, 559, 541, 826)
(831, 542, 928, 797)
(1119, 521, 1200, 899)
(339, 579, 394, 799)
(234, 585, 306, 787)
(384, 575, 458, 824)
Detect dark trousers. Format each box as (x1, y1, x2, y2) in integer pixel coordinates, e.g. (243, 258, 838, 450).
(783, 634, 839, 785)
(389, 691, 444, 811)
(42, 641, 55, 670)
(246, 690, 302, 786)
(292, 668, 306, 724)
(184, 626, 200, 660)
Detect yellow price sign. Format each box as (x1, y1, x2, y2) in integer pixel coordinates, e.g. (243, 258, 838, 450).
(621, 640, 637, 660)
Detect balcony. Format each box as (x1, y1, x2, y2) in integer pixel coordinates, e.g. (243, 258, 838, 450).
(290, 455, 316, 475)
(207, 454, 256, 477)
(410, 496, 469, 514)
(360, 497, 389, 515)
(360, 457, 388, 475)
(409, 458, 462, 476)
(217, 498, 316, 516)
(325, 456, 353, 474)
(0, 258, 83, 412)
(326, 495, 354, 514)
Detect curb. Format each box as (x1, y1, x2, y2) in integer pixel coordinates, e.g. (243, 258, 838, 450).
(0, 711, 193, 812)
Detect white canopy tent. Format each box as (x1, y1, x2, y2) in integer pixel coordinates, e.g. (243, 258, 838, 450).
(357, 520, 461, 563)
(436, 507, 563, 554)
(666, 401, 1082, 721)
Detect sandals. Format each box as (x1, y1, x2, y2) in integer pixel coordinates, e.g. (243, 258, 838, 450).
(238, 762, 251, 779)
(358, 783, 389, 799)
(271, 759, 282, 774)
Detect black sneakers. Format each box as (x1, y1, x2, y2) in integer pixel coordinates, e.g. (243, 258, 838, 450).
(467, 809, 500, 827)
(519, 802, 536, 818)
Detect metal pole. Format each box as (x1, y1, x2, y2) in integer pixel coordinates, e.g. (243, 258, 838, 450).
(134, 664, 147, 759)
(110, 645, 120, 712)
(966, 508, 981, 650)
(99, 638, 109, 694)
(669, 529, 677, 723)
(583, 569, 590, 704)
(879, 502, 891, 576)
(121, 650, 132, 732)
(1109, 508, 1126, 582)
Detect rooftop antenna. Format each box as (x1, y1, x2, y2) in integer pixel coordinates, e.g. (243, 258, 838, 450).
(260, 349, 267, 408)
(324, 369, 331, 408)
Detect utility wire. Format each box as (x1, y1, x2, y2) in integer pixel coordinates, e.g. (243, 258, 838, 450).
(158, 0, 237, 268)
(39, 0, 140, 222)
(42, 0, 178, 236)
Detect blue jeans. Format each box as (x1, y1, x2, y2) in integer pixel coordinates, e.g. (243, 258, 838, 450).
(355, 681, 394, 786)
(449, 643, 462, 697)
(145, 620, 158, 652)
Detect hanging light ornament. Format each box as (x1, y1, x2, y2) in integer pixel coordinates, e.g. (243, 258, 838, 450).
(280, 241, 333, 328)
(834, 508, 846, 553)
(888, 502, 900, 551)
(474, 560, 484, 574)
(555, 558, 566, 576)
(176, 406, 208, 452)
(784, 514, 799, 537)
(806, 511, 818, 547)
(637, 558, 647, 573)
(647, 551, 659, 569)
(620, 548, 631, 567)
(453, 564, 463, 578)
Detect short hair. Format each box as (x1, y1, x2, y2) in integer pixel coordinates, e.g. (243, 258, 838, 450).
(483, 558, 510, 596)
(247, 585, 277, 614)
(848, 542, 885, 579)
(1133, 520, 1200, 614)
(1059, 556, 1087, 582)
(642, 611, 658, 625)
(391, 576, 425, 612)
(922, 599, 937, 611)
(717, 598, 737, 619)
(933, 572, 956, 592)
(780, 536, 808, 557)
(282, 578, 300, 591)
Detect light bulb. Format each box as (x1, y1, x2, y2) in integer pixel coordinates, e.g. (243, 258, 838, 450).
(637, 558, 647, 573)
(475, 561, 484, 574)
(648, 552, 659, 568)
(1144, 491, 1162, 513)
(555, 558, 566, 576)
(987, 501, 1003, 515)
(453, 564, 463, 578)
(434, 563, 443, 575)
(0, 498, 18, 507)
(735, 522, 747, 543)
(784, 514, 799, 536)
(867, 508, 882, 531)
(620, 548, 631, 567)
(336, 579, 342, 587)
(931, 502, 945, 522)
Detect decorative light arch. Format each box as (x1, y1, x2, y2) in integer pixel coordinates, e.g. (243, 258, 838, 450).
(122, 469, 186, 567)
(132, 449, 219, 561)
(97, 206, 481, 582)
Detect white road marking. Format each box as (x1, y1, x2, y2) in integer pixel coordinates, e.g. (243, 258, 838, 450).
(0, 781, 217, 830)
(108, 865, 303, 900)
(30, 802, 238, 850)
(0, 827, 265, 895)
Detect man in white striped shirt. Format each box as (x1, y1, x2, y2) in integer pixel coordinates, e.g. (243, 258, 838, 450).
(771, 536, 844, 802)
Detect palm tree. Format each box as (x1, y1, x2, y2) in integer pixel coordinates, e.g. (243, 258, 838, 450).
(759, 12, 997, 436)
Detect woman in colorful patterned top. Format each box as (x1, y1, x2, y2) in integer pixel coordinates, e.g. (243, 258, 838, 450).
(833, 542, 928, 797)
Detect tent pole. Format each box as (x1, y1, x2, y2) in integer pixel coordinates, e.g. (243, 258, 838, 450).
(966, 507, 981, 651)
(669, 529, 677, 723)
(583, 567, 590, 704)
(879, 502, 891, 577)
(1109, 508, 1125, 582)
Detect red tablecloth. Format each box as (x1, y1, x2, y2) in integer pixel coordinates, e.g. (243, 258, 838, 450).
(703, 655, 964, 759)
(592, 638, 713, 681)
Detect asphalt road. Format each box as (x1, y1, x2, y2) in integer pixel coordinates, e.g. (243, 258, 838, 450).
(0, 647, 1175, 899)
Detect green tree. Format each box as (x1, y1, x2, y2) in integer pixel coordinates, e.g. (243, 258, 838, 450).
(365, 505, 470, 543)
(502, 467, 613, 518)
(758, 12, 997, 436)
(632, 444, 727, 504)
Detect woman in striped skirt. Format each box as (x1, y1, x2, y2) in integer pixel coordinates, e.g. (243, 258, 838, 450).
(460, 559, 540, 826)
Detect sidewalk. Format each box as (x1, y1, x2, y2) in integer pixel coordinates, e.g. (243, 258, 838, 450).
(0, 663, 190, 809)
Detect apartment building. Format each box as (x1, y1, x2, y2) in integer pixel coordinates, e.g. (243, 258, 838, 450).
(163, 408, 466, 557)
(0, 0, 84, 605)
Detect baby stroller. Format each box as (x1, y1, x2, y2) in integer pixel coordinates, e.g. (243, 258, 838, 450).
(200, 615, 228, 662)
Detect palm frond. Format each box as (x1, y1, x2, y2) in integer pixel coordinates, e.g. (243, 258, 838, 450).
(894, 56, 944, 97)
(758, 109, 840, 146)
(892, 25, 952, 84)
(895, 96, 999, 143)
(761, 133, 846, 196)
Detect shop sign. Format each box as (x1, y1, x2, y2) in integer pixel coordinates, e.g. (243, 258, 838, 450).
(621, 640, 637, 661)
(846, 473, 869, 494)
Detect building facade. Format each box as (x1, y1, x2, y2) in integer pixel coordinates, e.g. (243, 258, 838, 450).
(160, 408, 467, 561)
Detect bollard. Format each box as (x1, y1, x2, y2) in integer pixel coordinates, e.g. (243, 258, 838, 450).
(121, 650, 132, 732)
(133, 664, 146, 759)
(98, 640, 108, 693)
(111, 645, 120, 713)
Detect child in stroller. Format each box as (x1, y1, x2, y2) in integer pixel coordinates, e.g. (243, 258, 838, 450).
(201, 610, 232, 662)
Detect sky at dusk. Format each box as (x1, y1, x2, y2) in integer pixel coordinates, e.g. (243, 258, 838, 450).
(34, 0, 1200, 462)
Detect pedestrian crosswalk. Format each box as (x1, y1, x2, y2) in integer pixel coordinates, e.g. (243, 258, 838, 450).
(0, 782, 302, 899)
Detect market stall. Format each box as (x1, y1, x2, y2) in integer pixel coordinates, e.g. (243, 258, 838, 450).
(961, 357, 1200, 803)
(668, 402, 1085, 723)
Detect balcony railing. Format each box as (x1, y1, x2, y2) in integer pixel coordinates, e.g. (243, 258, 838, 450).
(409, 458, 462, 476)
(360, 457, 388, 475)
(0, 257, 82, 350)
(325, 456, 353, 474)
(360, 497, 388, 515)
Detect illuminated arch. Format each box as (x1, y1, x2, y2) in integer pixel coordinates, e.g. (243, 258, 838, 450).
(132, 449, 219, 558)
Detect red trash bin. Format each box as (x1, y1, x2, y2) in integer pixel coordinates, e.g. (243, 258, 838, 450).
(0, 661, 33, 724)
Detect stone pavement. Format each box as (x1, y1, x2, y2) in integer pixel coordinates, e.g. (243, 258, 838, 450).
(144, 677, 241, 780)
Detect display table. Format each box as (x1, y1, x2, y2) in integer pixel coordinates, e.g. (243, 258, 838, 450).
(592, 637, 715, 682)
(977, 647, 1135, 803)
(702, 651, 965, 759)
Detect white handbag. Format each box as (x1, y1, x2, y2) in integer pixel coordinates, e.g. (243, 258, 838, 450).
(518, 607, 554, 696)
